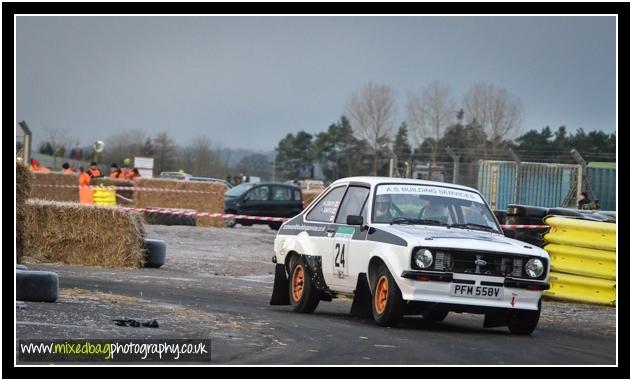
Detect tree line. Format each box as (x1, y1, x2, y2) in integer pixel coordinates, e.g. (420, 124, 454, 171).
(32, 128, 272, 179)
(275, 81, 616, 187)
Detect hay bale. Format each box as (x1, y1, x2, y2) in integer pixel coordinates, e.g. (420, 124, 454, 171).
(133, 178, 225, 227)
(22, 200, 146, 268)
(16, 162, 32, 263)
(30, 172, 78, 202)
(302, 189, 324, 209)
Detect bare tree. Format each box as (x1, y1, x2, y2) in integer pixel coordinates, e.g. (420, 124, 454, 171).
(153, 132, 178, 175)
(177, 136, 226, 178)
(346, 82, 397, 175)
(101, 129, 148, 166)
(463, 83, 523, 152)
(406, 82, 456, 164)
(42, 126, 72, 156)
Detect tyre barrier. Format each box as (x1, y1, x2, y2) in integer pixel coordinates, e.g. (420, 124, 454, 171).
(543, 216, 616, 252)
(16, 270, 59, 302)
(144, 239, 166, 268)
(545, 243, 615, 280)
(542, 216, 616, 306)
(144, 210, 196, 226)
(506, 204, 549, 218)
(493, 210, 507, 225)
(546, 208, 584, 218)
(545, 272, 615, 306)
(502, 215, 549, 247)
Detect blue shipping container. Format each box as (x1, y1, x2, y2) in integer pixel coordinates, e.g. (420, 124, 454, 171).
(586, 163, 616, 211)
(517, 163, 580, 208)
(477, 160, 582, 210)
(477, 161, 517, 210)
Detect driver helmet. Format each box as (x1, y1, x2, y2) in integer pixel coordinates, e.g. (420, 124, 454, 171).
(375, 194, 392, 213)
(423, 200, 449, 224)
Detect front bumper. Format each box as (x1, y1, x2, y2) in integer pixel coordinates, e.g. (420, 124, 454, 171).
(398, 270, 548, 311)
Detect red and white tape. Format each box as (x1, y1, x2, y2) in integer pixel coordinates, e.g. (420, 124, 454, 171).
(33, 183, 219, 194)
(118, 207, 288, 222)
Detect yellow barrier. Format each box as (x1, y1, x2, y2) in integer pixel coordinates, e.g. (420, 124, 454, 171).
(93, 188, 117, 206)
(544, 272, 615, 306)
(543, 216, 616, 306)
(545, 243, 615, 280)
(543, 216, 616, 251)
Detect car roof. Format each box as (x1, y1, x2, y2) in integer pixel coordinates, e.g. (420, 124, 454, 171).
(329, 176, 480, 193)
(246, 182, 301, 189)
(190, 176, 227, 182)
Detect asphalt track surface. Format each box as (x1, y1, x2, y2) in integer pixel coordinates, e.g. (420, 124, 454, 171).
(17, 225, 616, 365)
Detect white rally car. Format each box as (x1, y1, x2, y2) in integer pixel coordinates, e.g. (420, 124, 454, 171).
(270, 177, 550, 335)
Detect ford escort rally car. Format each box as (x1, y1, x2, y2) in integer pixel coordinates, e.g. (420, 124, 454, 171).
(270, 177, 550, 335)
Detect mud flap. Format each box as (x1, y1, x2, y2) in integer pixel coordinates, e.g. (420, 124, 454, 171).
(269, 264, 290, 305)
(350, 273, 373, 319)
(483, 311, 508, 328)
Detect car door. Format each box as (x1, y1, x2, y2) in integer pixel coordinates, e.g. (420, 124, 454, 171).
(329, 185, 371, 291)
(270, 185, 296, 217)
(242, 185, 271, 216)
(303, 185, 347, 287)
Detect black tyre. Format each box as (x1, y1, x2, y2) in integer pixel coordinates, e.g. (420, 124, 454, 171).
(506, 205, 548, 218)
(371, 264, 405, 327)
(288, 256, 320, 313)
(505, 216, 544, 226)
(597, 211, 616, 218)
(507, 301, 541, 335)
(547, 208, 584, 218)
(16, 270, 59, 302)
(150, 212, 172, 226)
(183, 214, 196, 226)
(144, 239, 166, 268)
(143, 211, 158, 225)
(224, 211, 237, 228)
(269, 222, 282, 230)
(493, 210, 508, 225)
(422, 309, 449, 322)
(503, 228, 517, 239)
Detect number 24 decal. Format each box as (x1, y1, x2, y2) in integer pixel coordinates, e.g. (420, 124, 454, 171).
(335, 243, 346, 267)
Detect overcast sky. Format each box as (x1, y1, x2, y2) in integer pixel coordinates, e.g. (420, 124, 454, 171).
(16, 16, 616, 151)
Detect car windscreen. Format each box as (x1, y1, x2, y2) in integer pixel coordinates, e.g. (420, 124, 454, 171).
(225, 183, 254, 197)
(372, 184, 500, 232)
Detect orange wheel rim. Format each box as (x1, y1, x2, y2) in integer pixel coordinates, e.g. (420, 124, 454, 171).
(292, 265, 305, 302)
(375, 276, 388, 314)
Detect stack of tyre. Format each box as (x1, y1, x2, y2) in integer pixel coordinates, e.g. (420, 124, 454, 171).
(498, 204, 616, 247)
(143, 209, 197, 227)
(501, 205, 549, 247)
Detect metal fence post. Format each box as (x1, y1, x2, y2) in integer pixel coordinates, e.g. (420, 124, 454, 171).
(571, 148, 589, 202)
(446, 146, 460, 184)
(18, 121, 32, 165)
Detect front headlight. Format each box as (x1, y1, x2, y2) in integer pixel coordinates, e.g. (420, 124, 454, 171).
(525, 258, 544, 278)
(413, 249, 433, 269)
